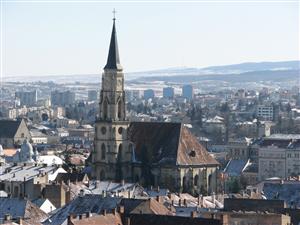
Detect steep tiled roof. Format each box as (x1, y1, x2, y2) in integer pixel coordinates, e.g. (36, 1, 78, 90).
(129, 214, 221, 225)
(55, 173, 88, 184)
(44, 195, 121, 225)
(69, 212, 123, 225)
(0, 120, 21, 138)
(128, 122, 219, 166)
(177, 127, 219, 166)
(0, 198, 48, 224)
(130, 198, 172, 215)
(0, 164, 57, 182)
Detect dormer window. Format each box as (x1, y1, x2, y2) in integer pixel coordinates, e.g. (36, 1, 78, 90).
(189, 150, 196, 157)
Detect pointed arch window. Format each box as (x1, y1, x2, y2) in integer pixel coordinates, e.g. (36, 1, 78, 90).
(118, 99, 122, 119)
(103, 98, 108, 120)
(101, 143, 106, 160)
(100, 170, 105, 180)
(194, 175, 199, 186)
(117, 144, 123, 162)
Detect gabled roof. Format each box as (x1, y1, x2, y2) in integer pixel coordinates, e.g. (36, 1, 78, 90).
(129, 214, 221, 225)
(0, 164, 58, 182)
(44, 195, 121, 225)
(223, 159, 249, 176)
(128, 122, 219, 167)
(54, 173, 88, 184)
(130, 198, 172, 215)
(0, 198, 48, 224)
(104, 20, 122, 71)
(0, 120, 22, 138)
(69, 212, 123, 225)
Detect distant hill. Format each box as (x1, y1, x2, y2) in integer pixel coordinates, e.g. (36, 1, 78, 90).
(128, 60, 300, 79)
(134, 69, 300, 83)
(4, 60, 299, 83)
(201, 61, 300, 74)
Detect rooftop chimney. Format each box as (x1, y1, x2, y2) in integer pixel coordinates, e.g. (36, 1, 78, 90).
(4, 214, 11, 222)
(191, 211, 197, 218)
(118, 205, 125, 214)
(156, 196, 160, 203)
(85, 212, 91, 218)
(183, 199, 187, 207)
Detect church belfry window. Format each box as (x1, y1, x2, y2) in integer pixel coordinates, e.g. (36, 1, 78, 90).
(118, 99, 122, 119)
(101, 143, 106, 160)
(103, 98, 108, 119)
(118, 144, 123, 161)
(100, 170, 105, 180)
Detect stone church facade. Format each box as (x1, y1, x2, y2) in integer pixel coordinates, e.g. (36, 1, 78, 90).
(91, 19, 220, 194)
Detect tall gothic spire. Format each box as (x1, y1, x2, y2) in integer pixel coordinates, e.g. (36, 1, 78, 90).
(104, 18, 123, 71)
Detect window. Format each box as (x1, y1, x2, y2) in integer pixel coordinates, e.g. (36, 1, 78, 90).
(100, 170, 105, 180)
(103, 98, 108, 119)
(101, 127, 107, 135)
(118, 127, 123, 134)
(118, 144, 123, 161)
(118, 100, 122, 119)
(101, 143, 106, 160)
(194, 175, 199, 186)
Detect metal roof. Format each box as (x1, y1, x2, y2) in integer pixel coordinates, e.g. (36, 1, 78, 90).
(103, 20, 122, 71)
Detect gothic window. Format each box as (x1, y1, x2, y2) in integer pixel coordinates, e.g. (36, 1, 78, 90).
(103, 98, 108, 119)
(118, 99, 122, 119)
(101, 143, 106, 160)
(118, 144, 123, 161)
(194, 175, 199, 186)
(183, 176, 187, 192)
(100, 170, 105, 180)
(13, 186, 19, 197)
(208, 174, 212, 193)
(101, 127, 107, 135)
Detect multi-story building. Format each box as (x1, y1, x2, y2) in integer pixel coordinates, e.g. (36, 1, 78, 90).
(226, 138, 251, 160)
(258, 134, 300, 180)
(125, 90, 141, 102)
(15, 90, 37, 106)
(163, 87, 175, 99)
(51, 90, 75, 106)
(182, 85, 193, 100)
(88, 90, 98, 101)
(257, 104, 274, 121)
(144, 89, 155, 100)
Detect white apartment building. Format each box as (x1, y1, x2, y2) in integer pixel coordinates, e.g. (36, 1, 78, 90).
(258, 134, 300, 181)
(257, 105, 274, 121)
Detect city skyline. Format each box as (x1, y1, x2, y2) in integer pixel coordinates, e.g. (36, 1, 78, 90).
(1, 1, 299, 77)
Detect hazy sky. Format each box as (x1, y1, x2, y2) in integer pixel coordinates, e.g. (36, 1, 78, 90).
(1, 0, 299, 76)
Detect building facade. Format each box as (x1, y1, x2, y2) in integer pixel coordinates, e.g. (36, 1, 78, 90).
(258, 134, 300, 180)
(15, 90, 37, 107)
(91, 19, 219, 194)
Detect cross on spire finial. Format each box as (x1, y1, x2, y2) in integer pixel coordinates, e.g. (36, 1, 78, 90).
(113, 8, 116, 21)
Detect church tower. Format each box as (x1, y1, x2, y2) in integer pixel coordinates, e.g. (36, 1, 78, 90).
(92, 17, 131, 181)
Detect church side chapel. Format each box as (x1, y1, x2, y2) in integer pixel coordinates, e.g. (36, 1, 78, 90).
(91, 15, 220, 195)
